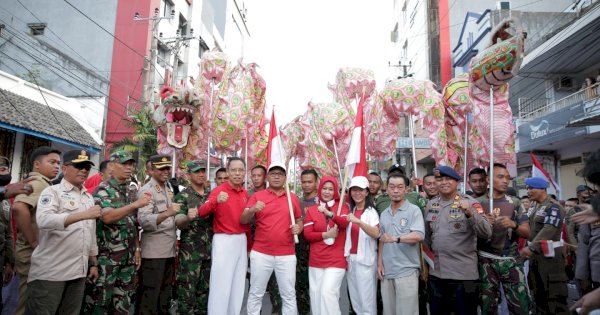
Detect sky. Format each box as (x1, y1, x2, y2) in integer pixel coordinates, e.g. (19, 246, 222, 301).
(245, 0, 397, 125)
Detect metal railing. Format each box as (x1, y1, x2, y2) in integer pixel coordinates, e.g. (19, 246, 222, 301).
(519, 83, 600, 120)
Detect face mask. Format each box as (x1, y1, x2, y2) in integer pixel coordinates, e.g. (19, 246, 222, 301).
(0, 174, 12, 186)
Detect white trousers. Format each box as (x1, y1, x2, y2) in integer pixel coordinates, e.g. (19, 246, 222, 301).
(380, 269, 419, 315)
(308, 266, 345, 315)
(247, 250, 298, 315)
(347, 255, 377, 315)
(208, 233, 247, 315)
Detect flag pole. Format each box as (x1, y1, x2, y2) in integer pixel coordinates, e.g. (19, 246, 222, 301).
(207, 78, 215, 181)
(274, 109, 299, 244)
(462, 114, 470, 193)
(337, 165, 351, 216)
(409, 114, 419, 193)
(489, 87, 494, 213)
(332, 139, 343, 185)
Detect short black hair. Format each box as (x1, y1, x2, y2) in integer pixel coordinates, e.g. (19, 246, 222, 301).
(521, 195, 529, 200)
(30, 146, 61, 163)
(492, 163, 507, 170)
(251, 165, 266, 173)
(99, 160, 110, 173)
(227, 157, 245, 168)
(387, 174, 409, 186)
(423, 172, 435, 180)
(215, 167, 227, 175)
(301, 169, 318, 181)
(369, 171, 381, 177)
(567, 197, 579, 202)
(468, 167, 487, 178)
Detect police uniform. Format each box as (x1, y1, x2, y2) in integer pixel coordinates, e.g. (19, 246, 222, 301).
(136, 155, 177, 315)
(424, 166, 492, 315)
(477, 195, 529, 315)
(25, 150, 97, 315)
(84, 151, 139, 314)
(575, 219, 600, 289)
(525, 177, 569, 315)
(173, 160, 212, 315)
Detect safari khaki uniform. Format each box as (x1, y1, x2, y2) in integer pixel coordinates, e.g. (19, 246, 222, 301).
(136, 177, 176, 314)
(12, 172, 51, 315)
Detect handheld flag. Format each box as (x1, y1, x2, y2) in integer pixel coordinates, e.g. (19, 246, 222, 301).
(345, 95, 368, 178)
(530, 152, 559, 192)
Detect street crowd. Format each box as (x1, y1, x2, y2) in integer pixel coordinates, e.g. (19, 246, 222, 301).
(0, 146, 599, 315)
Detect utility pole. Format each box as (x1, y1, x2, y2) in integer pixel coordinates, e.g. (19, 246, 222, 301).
(134, 8, 175, 109)
(161, 29, 196, 87)
(388, 60, 413, 79)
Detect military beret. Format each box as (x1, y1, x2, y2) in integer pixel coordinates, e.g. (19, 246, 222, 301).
(525, 177, 548, 189)
(433, 166, 461, 181)
(109, 150, 135, 164)
(149, 155, 172, 169)
(63, 150, 94, 166)
(187, 160, 207, 172)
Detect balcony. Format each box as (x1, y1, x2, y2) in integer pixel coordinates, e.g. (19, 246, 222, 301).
(519, 83, 599, 121)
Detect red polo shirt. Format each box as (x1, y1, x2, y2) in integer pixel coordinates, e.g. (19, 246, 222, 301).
(198, 181, 250, 235)
(247, 189, 302, 256)
(303, 202, 350, 269)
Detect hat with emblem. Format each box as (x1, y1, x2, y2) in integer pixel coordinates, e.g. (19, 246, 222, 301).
(576, 184, 591, 193)
(187, 160, 207, 172)
(433, 166, 461, 181)
(109, 150, 135, 164)
(63, 150, 95, 166)
(388, 163, 406, 175)
(149, 155, 172, 169)
(525, 177, 549, 189)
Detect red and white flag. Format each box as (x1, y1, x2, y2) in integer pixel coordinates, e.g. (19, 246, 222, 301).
(266, 109, 285, 169)
(421, 243, 435, 269)
(344, 95, 368, 178)
(530, 152, 559, 191)
(539, 240, 559, 258)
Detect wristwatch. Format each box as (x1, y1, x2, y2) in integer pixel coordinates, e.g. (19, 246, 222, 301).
(397, 236, 402, 243)
(89, 260, 99, 267)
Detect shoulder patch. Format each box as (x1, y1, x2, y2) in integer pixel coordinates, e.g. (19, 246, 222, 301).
(40, 194, 53, 206)
(473, 202, 484, 214)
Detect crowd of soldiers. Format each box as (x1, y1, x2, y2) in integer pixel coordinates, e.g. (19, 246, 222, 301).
(0, 146, 599, 315)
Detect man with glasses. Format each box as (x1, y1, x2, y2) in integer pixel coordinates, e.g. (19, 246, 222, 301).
(84, 151, 151, 314)
(197, 157, 250, 315)
(136, 155, 179, 314)
(241, 162, 303, 315)
(520, 177, 569, 314)
(25, 149, 101, 314)
(424, 166, 491, 315)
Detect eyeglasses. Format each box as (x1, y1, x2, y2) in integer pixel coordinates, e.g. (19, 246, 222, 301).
(67, 163, 92, 171)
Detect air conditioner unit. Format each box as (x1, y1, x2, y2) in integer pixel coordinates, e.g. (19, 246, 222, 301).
(556, 77, 574, 91)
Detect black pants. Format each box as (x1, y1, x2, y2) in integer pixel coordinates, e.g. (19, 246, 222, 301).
(528, 253, 569, 315)
(428, 276, 478, 315)
(135, 257, 175, 315)
(25, 278, 85, 315)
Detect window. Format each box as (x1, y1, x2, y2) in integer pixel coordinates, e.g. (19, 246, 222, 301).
(178, 14, 187, 36)
(27, 23, 46, 36)
(162, 0, 174, 18)
(402, 40, 408, 59)
(199, 36, 209, 58)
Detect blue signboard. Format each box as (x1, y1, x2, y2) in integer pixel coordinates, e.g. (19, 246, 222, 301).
(518, 102, 587, 151)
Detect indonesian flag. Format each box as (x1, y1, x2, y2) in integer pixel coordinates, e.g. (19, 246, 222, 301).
(530, 152, 559, 191)
(421, 243, 435, 269)
(344, 95, 368, 178)
(539, 240, 559, 258)
(266, 109, 285, 169)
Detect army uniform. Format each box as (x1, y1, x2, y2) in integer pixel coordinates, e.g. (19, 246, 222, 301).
(527, 197, 569, 314)
(13, 171, 52, 315)
(84, 177, 139, 314)
(173, 186, 212, 314)
(136, 169, 177, 314)
(0, 198, 14, 312)
(477, 195, 529, 315)
(424, 192, 492, 315)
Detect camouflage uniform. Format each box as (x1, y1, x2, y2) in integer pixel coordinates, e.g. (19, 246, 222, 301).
(0, 199, 14, 312)
(477, 195, 529, 315)
(174, 186, 212, 315)
(84, 178, 139, 315)
(375, 191, 427, 214)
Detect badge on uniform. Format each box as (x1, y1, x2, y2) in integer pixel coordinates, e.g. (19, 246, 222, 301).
(155, 184, 162, 193)
(473, 203, 484, 214)
(493, 207, 501, 217)
(450, 213, 462, 220)
(40, 195, 52, 206)
(432, 203, 440, 209)
(400, 218, 408, 227)
(454, 222, 462, 230)
(69, 201, 75, 206)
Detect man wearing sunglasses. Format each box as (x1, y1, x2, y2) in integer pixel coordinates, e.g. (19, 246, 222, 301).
(136, 154, 179, 314)
(25, 149, 101, 314)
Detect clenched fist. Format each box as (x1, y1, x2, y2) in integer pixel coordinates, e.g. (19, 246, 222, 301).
(187, 207, 197, 220)
(87, 205, 102, 219)
(135, 195, 152, 208)
(217, 191, 229, 203)
(252, 201, 265, 213)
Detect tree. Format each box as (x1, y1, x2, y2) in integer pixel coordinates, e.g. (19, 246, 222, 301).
(110, 106, 157, 181)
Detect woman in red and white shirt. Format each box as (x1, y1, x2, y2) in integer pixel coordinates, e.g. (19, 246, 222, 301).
(303, 176, 350, 315)
(344, 176, 380, 315)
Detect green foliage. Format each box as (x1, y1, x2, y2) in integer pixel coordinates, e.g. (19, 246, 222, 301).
(110, 106, 157, 180)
